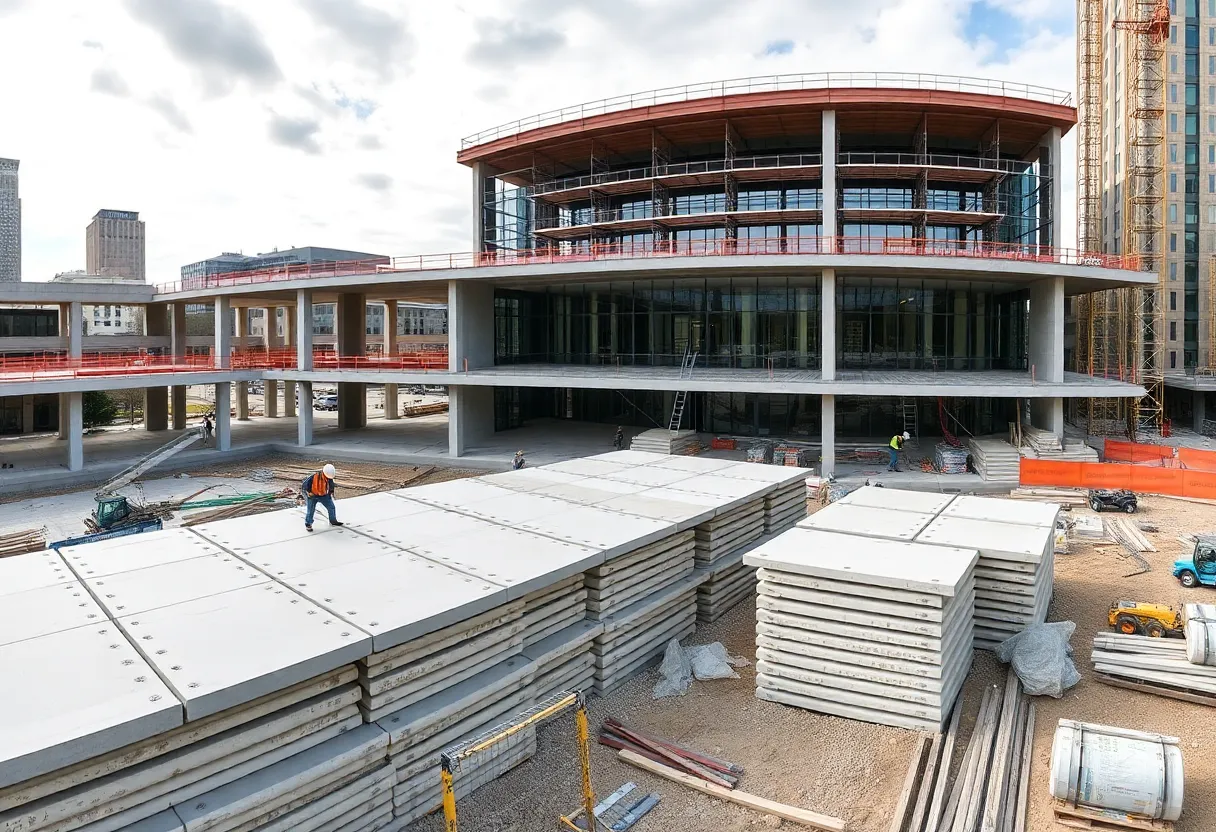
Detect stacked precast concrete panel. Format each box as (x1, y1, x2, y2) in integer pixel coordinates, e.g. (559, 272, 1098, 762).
(744, 529, 978, 731)
(0, 451, 814, 832)
(915, 496, 1058, 650)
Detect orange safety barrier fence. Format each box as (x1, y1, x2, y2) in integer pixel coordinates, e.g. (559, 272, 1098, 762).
(1020, 458, 1216, 499)
(1103, 439, 1175, 463)
(1178, 447, 1216, 472)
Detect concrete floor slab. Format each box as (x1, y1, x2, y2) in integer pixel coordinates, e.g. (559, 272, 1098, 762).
(316, 493, 433, 526)
(231, 530, 403, 580)
(355, 508, 496, 549)
(191, 511, 333, 552)
(115, 583, 370, 720)
(0, 550, 75, 597)
(644, 456, 740, 474)
(60, 529, 224, 579)
(279, 553, 507, 652)
(939, 494, 1060, 527)
(714, 462, 814, 486)
(599, 466, 698, 489)
(0, 581, 108, 647)
(529, 482, 638, 507)
(452, 492, 581, 526)
(514, 504, 678, 557)
(586, 451, 669, 466)
(540, 458, 635, 477)
(796, 502, 936, 542)
(836, 485, 958, 515)
(0, 623, 181, 789)
(410, 526, 601, 599)
(663, 474, 776, 502)
(82, 554, 270, 617)
(916, 516, 1053, 564)
(595, 492, 716, 529)
(121, 811, 186, 832)
(398, 479, 515, 509)
(479, 468, 584, 492)
(361, 601, 524, 678)
(745, 529, 977, 595)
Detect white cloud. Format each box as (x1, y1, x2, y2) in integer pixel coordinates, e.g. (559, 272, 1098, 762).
(0, 0, 1080, 285)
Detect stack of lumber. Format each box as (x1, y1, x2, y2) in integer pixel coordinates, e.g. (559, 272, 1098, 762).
(745, 528, 978, 731)
(967, 437, 1021, 482)
(629, 428, 700, 455)
(934, 443, 969, 475)
(0, 527, 46, 558)
(269, 463, 399, 491)
(926, 674, 1034, 832)
(1018, 425, 1061, 452)
(1092, 633, 1216, 705)
(599, 718, 742, 789)
(401, 400, 448, 417)
(916, 507, 1056, 651)
(1008, 486, 1087, 507)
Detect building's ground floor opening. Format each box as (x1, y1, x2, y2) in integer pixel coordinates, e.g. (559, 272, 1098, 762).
(0, 394, 59, 435)
(491, 386, 1019, 445)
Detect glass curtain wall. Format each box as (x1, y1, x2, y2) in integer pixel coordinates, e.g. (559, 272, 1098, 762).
(495, 277, 822, 369)
(837, 277, 1028, 371)
(483, 176, 534, 252)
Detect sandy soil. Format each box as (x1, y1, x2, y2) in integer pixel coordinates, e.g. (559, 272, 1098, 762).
(413, 494, 1216, 832)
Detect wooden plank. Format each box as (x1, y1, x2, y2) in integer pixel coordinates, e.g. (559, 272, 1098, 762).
(1095, 673, 1216, 707)
(1052, 800, 1174, 831)
(997, 696, 1029, 832)
(955, 685, 1002, 832)
(909, 731, 944, 832)
(939, 686, 994, 832)
(888, 733, 932, 832)
(606, 724, 735, 789)
(1012, 704, 1035, 832)
(925, 702, 963, 832)
(981, 673, 1022, 832)
(617, 750, 846, 832)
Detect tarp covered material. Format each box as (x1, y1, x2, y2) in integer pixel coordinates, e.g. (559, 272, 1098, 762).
(652, 639, 750, 698)
(996, 621, 1080, 698)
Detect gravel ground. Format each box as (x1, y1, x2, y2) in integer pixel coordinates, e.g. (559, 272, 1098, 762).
(412, 494, 1216, 832)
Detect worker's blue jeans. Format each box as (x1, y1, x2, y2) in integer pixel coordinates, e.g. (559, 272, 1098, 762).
(888, 448, 898, 470)
(305, 494, 337, 526)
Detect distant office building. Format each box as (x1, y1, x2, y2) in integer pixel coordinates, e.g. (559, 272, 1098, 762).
(86, 209, 146, 281)
(51, 270, 144, 334)
(181, 246, 387, 282)
(0, 158, 19, 282)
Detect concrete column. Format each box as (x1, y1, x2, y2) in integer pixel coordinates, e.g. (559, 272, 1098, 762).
(67, 392, 83, 471)
(821, 269, 836, 382)
(284, 304, 297, 418)
(171, 386, 188, 430)
(1039, 127, 1063, 248)
(214, 296, 231, 369)
(145, 302, 168, 348)
(1028, 277, 1065, 383)
(820, 394, 835, 478)
(822, 110, 837, 244)
(296, 290, 313, 371)
(337, 292, 367, 430)
(471, 162, 487, 251)
(21, 396, 33, 434)
(233, 308, 249, 420)
(297, 381, 314, 446)
(58, 392, 69, 439)
(214, 383, 231, 451)
(448, 385, 494, 458)
(265, 380, 279, 418)
(384, 301, 399, 419)
(145, 387, 168, 431)
(171, 304, 187, 360)
(67, 302, 83, 359)
(448, 280, 495, 371)
(1195, 390, 1208, 433)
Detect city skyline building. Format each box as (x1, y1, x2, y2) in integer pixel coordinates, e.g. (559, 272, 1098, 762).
(0, 158, 20, 282)
(86, 209, 145, 281)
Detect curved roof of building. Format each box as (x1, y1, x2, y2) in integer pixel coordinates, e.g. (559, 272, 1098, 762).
(457, 72, 1075, 172)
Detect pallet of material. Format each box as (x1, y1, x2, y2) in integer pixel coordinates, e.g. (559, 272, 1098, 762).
(967, 436, 1021, 482)
(935, 443, 969, 475)
(744, 528, 977, 732)
(0, 527, 48, 559)
(915, 515, 1055, 651)
(629, 428, 700, 455)
(1091, 633, 1216, 705)
(1052, 799, 1176, 831)
(1008, 486, 1087, 506)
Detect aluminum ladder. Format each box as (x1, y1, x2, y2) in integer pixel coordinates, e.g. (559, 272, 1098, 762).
(900, 398, 919, 448)
(668, 348, 699, 432)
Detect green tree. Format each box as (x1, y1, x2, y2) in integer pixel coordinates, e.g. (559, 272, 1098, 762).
(81, 391, 118, 428)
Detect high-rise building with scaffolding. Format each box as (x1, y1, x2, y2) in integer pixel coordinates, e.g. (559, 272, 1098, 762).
(1077, 0, 1216, 432)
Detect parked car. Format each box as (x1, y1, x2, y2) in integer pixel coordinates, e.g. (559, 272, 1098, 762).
(314, 394, 339, 411)
(1088, 488, 1138, 513)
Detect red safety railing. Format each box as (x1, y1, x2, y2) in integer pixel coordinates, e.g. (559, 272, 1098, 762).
(154, 237, 1141, 294)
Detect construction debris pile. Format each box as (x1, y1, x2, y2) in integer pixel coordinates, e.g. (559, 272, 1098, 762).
(0, 450, 809, 832)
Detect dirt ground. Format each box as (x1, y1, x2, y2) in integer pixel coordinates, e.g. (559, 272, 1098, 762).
(412, 494, 1216, 832)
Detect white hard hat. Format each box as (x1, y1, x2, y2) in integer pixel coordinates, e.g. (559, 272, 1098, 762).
(902, 432, 911, 440)
(322, 463, 336, 478)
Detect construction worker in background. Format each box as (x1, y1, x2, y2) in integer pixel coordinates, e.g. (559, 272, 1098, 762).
(201, 414, 213, 447)
(888, 431, 910, 472)
(613, 426, 624, 450)
(301, 463, 344, 532)
(512, 450, 526, 470)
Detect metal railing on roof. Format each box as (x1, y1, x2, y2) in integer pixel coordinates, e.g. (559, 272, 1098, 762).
(460, 72, 1074, 148)
(152, 237, 1138, 295)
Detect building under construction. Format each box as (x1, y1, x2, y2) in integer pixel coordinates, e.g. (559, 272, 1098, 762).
(1074, 0, 1216, 435)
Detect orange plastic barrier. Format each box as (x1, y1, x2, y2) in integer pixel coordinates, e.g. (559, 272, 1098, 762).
(1019, 458, 1216, 499)
(1182, 470, 1216, 500)
(1103, 439, 1174, 463)
(1018, 459, 1083, 487)
(1179, 447, 1216, 473)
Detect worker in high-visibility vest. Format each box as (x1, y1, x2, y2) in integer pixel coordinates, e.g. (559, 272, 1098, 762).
(301, 463, 344, 532)
(888, 432, 910, 472)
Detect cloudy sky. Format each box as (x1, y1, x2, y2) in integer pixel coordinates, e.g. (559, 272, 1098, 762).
(0, 0, 1075, 286)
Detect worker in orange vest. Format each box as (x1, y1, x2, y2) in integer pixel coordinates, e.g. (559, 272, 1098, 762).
(301, 463, 343, 532)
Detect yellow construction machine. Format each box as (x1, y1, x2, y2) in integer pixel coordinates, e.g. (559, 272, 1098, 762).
(1107, 601, 1184, 638)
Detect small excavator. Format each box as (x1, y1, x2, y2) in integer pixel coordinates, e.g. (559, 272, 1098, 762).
(50, 428, 205, 550)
